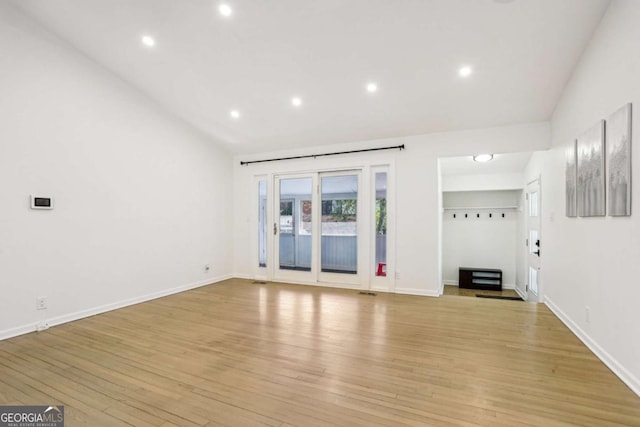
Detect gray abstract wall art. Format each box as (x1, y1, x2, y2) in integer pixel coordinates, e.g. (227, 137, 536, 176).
(566, 140, 577, 217)
(577, 120, 605, 217)
(606, 103, 632, 216)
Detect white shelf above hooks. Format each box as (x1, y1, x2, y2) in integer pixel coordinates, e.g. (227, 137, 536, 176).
(442, 206, 520, 211)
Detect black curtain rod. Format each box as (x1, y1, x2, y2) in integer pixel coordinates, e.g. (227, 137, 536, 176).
(240, 144, 405, 166)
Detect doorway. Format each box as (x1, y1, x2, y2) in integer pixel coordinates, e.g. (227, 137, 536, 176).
(438, 152, 543, 302)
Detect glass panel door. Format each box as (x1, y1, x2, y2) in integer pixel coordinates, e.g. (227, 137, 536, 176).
(274, 175, 315, 282)
(319, 172, 361, 285)
(273, 170, 367, 287)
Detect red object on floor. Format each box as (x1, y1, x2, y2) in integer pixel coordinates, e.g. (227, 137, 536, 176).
(376, 263, 387, 277)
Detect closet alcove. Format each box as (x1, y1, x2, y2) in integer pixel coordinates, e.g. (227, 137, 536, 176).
(439, 151, 535, 294)
(442, 190, 522, 289)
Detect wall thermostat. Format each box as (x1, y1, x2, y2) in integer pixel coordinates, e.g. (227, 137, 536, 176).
(30, 195, 54, 210)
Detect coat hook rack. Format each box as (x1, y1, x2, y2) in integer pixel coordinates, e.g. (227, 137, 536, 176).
(445, 207, 519, 219)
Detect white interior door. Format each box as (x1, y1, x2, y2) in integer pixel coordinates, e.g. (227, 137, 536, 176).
(526, 179, 541, 302)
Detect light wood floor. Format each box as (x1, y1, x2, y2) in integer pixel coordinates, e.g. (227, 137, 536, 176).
(443, 285, 521, 299)
(1, 279, 639, 426)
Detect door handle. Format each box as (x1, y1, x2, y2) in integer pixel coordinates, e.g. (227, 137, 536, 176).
(534, 250, 540, 257)
(535, 239, 540, 247)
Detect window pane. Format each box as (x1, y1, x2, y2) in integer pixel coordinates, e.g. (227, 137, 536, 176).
(530, 191, 538, 217)
(258, 180, 267, 268)
(529, 267, 538, 295)
(375, 172, 387, 276)
(529, 230, 538, 254)
(300, 200, 312, 235)
(321, 175, 357, 274)
(279, 200, 293, 234)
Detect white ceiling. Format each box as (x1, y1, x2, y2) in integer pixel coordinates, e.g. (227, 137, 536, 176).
(12, 0, 610, 154)
(439, 151, 533, 176)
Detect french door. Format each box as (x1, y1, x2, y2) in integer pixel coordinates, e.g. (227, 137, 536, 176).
(274, 171, 363, 287)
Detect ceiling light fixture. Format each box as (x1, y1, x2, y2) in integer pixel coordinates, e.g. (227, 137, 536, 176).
(473, 154, 494, 162)
(230, 110, 240, 119)
(366, 82, 378, 93)
(219, 4, 233, 17)
(291, 97, 302, 107)
(141, 35, 155, 47)
(458, 65, 473, 78)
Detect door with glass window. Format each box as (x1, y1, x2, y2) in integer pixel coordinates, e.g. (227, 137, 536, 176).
(526, 179, 541, 302)
(274, 175, 316, 282)
(318, 172, 362, 286)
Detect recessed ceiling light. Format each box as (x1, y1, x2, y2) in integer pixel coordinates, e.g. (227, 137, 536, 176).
(473, 154, 493, 162)
(458, 65, 473, 78)
(291, 97, 302, 107)
(219, 4, 233, 17)
(230, 110, 240, 119)
(366, 82, 378, 93)
(141, 35, 155, 47)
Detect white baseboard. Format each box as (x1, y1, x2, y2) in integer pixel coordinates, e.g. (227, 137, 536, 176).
(0, 323, 42, 341)
(502, 283, 516, 290)
(370, 286, 393, 293)
(0, 274, 232, 341)
(545, 296, 640, 398)
(232, 273, 253, 280)
(514, 286, 527, 300)
(395, 287, 440, 297)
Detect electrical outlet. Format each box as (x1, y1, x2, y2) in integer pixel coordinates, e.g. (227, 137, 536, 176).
(36, 297, 47, 310)
(37, 321, 49, 331)
(204, 264, 211, 273)
(585, 306, 591, 324)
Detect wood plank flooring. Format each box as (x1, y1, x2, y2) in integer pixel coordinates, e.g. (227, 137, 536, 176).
(443, 285, 520, 298)
(1, 278, 639, 426)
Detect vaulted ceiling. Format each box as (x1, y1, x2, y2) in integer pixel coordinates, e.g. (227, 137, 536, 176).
(12, 0, 610, 154)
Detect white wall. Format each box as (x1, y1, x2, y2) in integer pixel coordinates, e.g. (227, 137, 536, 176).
(233, 122, 550, 296)
(442, 173, 523, 192)
(442, 190, 521, 288)
(0, 4, 233, 338)
(543, 0, 640, 395)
